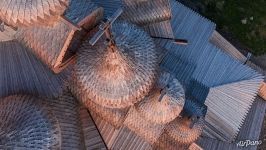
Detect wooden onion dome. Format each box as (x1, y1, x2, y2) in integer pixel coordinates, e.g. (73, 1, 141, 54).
(0, 0, 69, 27)
(75, 20, 159, 109)
(121, 0, 171, 26)
(70, 73, 129, 128)
(136, 72, 185, 124)
(165, 117, 204, 145)
(124, 106, 165, 144)
(0, 95, 61, 149)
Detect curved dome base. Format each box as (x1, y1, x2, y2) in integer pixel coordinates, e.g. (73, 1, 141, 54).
(0, 95, 61, 149)
(136, 72, 185, 124)
(166, 117, 204, 144)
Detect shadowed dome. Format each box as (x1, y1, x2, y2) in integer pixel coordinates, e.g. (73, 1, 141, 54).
(0, 95, 61, 149)
(75, 20, 159, 109)
(165, 117, 204, 144)
(182, 98, 208, 118)
(136, 72, 185, 124)
(0, 0, 69, 27)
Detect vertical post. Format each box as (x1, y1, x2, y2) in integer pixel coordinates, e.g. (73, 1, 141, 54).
(244, 52, 252, 64)
(0, 20, 5, 32)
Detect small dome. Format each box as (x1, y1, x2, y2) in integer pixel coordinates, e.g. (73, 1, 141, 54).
(0, 95, 61, 149)
(0, 0, 69, 27)
(166, 117, 204, 144)
(136, 72, 185, 124)
(75, 20, 159, 109)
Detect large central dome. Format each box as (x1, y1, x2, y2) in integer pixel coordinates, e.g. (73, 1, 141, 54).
(75, 21, 159, 108)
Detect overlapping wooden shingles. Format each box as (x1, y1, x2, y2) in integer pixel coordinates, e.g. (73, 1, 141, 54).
(91, 0, 123, 18)
(197, 96, 266, 150)
(210, 31, 247, 63)
(85, 0, 264, 149)
(0, 0, 68, 27)
(79, 0, 204, 149)
(0, 40, 106, 149)
(93, 0, 173, 39)
(82, 0, 155, 149)
(15, 0, 103, 73)
(0, 1, 107, 149)
(159, 0, 216, 88)
(92, 115, 153, 150)
(0, 40, 83, 148)
(0, 41, 66, 98)
(79, 106, 107, 149)
(46, 91, 86, 149)
(158, 0, 264, 147)
(194, 43, 263, 141)
(205, 27, 266, 150)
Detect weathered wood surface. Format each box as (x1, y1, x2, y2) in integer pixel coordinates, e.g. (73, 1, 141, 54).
(210, 30, 247, 63)
(0, 25, 16, 42)
(0, 0, 68, 27)
(259, 82, 266, 100)
(64, 0, 102, 26)
(46, 92, 86, 149)
(136, 72, 185, 125)
(158, 0, 264, 142)
(91, 0, 123, 18)
(0, 41, 66, 98)
(188, 143, 203, 150)
(79, 107, 107, 150)
(152, 131, 188, 150)
(92, 114, 153, 150)
(15, 21, 74, 71)
(0, 95, 61, 149)
(15, 0, 103, 73)
(237, 97, 266, 142)
(85, 0, 265, 147)
(204, 78, 263, 141)
(121, 0, 171, 26)
(74, 21, 159, 109)
(198, 96, 266, 150)
(123, 106, 165, 144)
(70, 68, 130, 128)
(144, 20, 174, 39)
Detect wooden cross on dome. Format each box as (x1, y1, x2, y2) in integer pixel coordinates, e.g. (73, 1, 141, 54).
(158, 73, 175, 102)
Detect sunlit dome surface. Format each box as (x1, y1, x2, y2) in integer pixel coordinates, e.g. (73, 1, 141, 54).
(75, 21, 159, 109)
(136, 72, 185, 124)
(166, 117, 204, 144)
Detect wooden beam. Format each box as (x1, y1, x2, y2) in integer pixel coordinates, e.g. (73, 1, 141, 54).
(188, 143, 203, 150)
(259, 82, 266, 100)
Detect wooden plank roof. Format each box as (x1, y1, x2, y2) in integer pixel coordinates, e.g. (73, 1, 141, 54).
(15, 21, 75, 72)
(85, 0, 265, 147)
(0, 0, 265, 149)
(0, 40, 106, 149)
(0, 41, 66, 98)
(64, 0, 102, 26)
